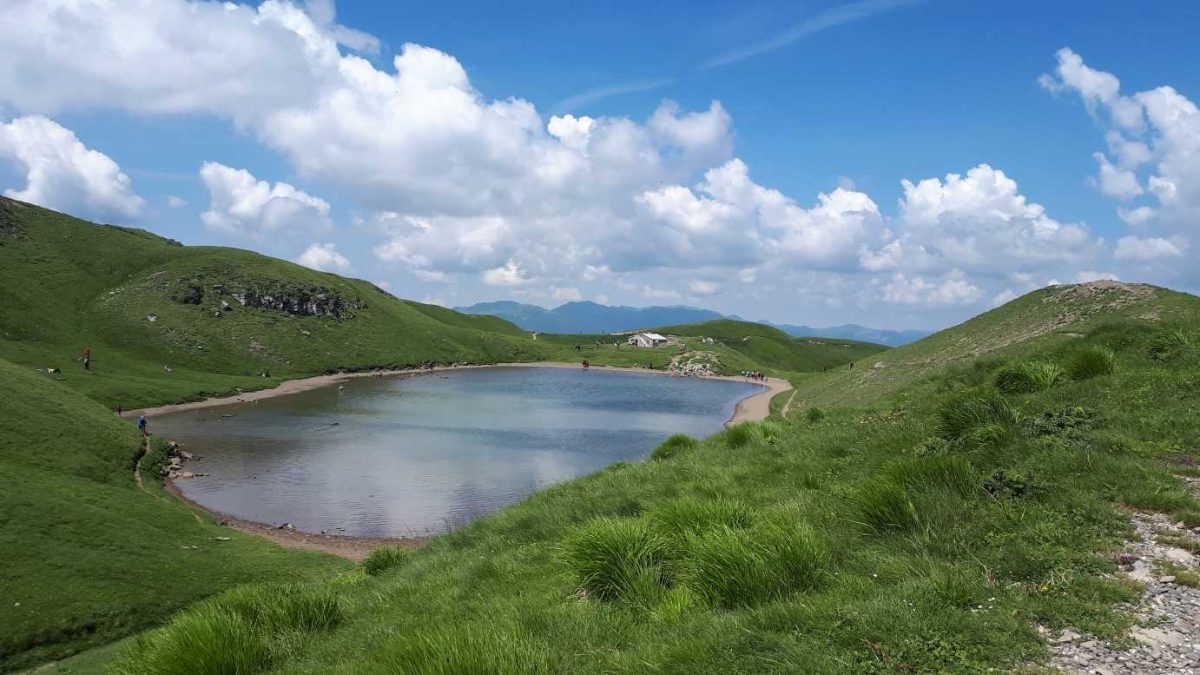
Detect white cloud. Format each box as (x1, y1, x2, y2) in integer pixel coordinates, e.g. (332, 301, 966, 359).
(1093, 152, 1142, 200)
(1043, 48, 1199, 278)
(482, 260, 535, 287)
(199, 162, 330, 238)
(881, 270, 983, 307)
(551, 286, 583, 301)
(688, 279, 720, 296)
(638, 159, 883, 270)
(296, 242, 350, 272)
(0, 115, 143, 220)
(165, 195, 186, 208)
(865, 164, 1096, 275)
(1114, 236, 1186, 262)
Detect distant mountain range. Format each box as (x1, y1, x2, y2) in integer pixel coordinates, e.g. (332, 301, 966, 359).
(454, 301, 930, 346)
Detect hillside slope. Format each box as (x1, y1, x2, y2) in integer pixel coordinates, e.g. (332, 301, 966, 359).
(792, 281, 1195, 407)
(105, 283, 1200, 674)
(0, 197, 539, 409)
(0, 357, 348, 671)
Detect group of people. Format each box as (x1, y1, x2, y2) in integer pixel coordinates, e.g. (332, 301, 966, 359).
(741, 370, 768, 382)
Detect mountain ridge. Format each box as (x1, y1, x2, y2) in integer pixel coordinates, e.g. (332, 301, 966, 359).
(455, 300, 928, 345)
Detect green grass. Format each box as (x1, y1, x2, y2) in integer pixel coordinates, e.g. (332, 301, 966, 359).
(89, 309, 1200, 673)
(360, 546, 412, 576)
(0, 357, 349, 672)
(1065, 345, 1116, 380)
(109, 584, 343, 675)
(994, 359, 1065, 393)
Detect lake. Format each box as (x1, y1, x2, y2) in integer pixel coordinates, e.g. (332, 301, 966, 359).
(153, 366, 763, 538)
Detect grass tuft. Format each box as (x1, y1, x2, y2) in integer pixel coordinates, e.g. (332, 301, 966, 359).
(212, 584, 343, 633)
(854, 477, 920, 532)
(1065, 346, 1116, 380)
(362, 546, 412, 576)
(111, 605, 272, 675)
(560, 517, 666, 601)
(1147, 328, 1193, 362)
(993, 360, 1065, 394)
(889, 455, 977, 497)
(936, 389, 1019, 447)
(650, 434, 698, 461)
(723, 423, 760, 449)
(364, 624, 555, 674)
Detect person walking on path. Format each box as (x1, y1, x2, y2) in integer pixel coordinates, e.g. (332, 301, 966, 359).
(137, 415, 147, 438)
(82, 346, 91, 371)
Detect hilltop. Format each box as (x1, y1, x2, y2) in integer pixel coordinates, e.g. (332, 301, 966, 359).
(89, 280, 1200, 674)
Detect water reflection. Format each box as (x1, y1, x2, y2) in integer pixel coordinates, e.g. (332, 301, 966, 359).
(154, 367, 761, 537)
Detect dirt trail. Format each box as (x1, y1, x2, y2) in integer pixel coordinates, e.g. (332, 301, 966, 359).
(780, 390, 799, 419)
(132, 436, 149, 493)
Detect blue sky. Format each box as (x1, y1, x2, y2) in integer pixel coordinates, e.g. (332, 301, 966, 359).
(1, 0, 1197, 330)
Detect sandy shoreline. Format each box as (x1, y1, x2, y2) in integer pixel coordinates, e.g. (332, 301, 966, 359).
(145, 361, 790, 559)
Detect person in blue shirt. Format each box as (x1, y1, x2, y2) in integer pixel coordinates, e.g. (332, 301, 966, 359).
(137, 415, 147, 437)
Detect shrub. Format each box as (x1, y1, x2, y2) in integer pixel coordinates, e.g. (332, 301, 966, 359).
(993, 360, 1065, 394)
(213, 584, 343, 633)
(1065, 346, 1115, 380)
(650, 434, 698, 461)
(364, 624, 555, 675)
(362, 546, 412, 576)
(805, 407, 825, 423)
(723, 423, 759, 449)
(936, 389, 1019, 447)
(560, 517, 666, 601)
(854, 477, 919, 532)
(889, 455, 976, 497)
(1147, 328, 1193, 362)
(111, 605, 272, 675)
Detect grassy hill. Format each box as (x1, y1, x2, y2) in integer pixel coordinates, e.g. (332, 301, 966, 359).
(88, 281, 1200, 674)
(0, 197, 542, 410)
(0, 358, 349, 672)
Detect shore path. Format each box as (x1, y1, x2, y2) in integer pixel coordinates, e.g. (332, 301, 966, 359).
(128, 361, 791, 561)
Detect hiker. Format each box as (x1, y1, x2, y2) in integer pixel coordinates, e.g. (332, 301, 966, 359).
(849, 362, 854, 371)
(82, 346, 91, 370)
(115, 404, 122, 416)
(137, 415, 147, 437)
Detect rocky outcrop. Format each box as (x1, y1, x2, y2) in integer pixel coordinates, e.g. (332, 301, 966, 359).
(169, 279, 366, 318)
(229, 287, 363, 318)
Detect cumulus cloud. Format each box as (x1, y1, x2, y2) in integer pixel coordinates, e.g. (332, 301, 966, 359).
(1114, 236, 1186, 262)
(199, 162, 330, 238)
(1043, 48, 1200, 278)
(165, 195, 187, 208)
(0, 115, 144, 220)
(296, 242, 350, 272)
(638, 159, 883, 270)
(482, 260, 535, 287)
(862, 164, 1096, 276)
(880, 270, 983, 307)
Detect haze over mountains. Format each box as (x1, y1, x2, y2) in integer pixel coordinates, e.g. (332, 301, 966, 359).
(455, 301, 929, 346)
